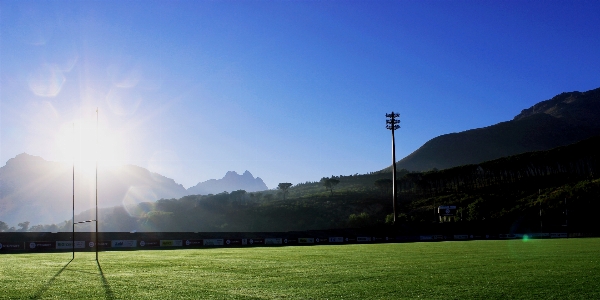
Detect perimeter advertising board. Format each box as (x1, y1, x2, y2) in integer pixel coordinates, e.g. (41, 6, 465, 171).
(28, 242, 55, 250)
(248, 239, 265, 245)
(314, 238, 327, 244)
(184, 239, 203, 246)
(139, 240, 160, 247)
(90, 241, 111, 249)
(528, 233, 550, 239)
(160, 240, 183, 247)
(203, 239, 224, 246)
(56, 241, 85, 249)
(298, 238, 314, 244)
(396, 236, 419, 242)
(0, 242, 23, 251)
(264, 238, 282, 245)
(111, 240, 137, 248)
(224, 239, 246, 246)
(328, 237, 344, 243)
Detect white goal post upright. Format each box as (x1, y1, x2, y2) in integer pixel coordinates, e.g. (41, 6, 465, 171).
(71, 108, 99, 262)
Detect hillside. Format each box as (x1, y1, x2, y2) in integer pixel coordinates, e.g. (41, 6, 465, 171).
(394, 87, 600, 172)
(0, 153, 274, 227)
(0, 154, 188, 226)
(55, 136, 600, 233)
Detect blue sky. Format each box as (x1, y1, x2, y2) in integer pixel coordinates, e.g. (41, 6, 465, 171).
(1, 0, 599, 189)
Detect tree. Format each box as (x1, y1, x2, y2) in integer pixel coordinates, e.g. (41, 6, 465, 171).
(277, 183, 293, 200)
(29, 224, 45, 232)
(249, 192, 262, 203)
(321, 177, 340, 196)
(374, 179, 393, 196)
(230, 190, 247, 204)
(17, 221, 30, 232)
(348, 212, 372, 228)
(0, 220, 8, 232)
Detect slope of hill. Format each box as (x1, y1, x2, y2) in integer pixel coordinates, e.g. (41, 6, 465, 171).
(0, 154, 188, 226)
(187, 171, 268, 195)
(394, 87, 600, 172)
(65, 136, 600, 233)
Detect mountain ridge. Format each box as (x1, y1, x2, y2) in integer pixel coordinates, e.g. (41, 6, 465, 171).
(393, 86, 600, 172)
(0, 154, 268, 226)
(186, 170, 268, 195)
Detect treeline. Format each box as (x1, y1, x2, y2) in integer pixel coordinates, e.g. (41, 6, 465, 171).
(0, 220, 70, 233)
(398, 136, 599, 195)
(4, 136, 599, 234)
(62, 190, 388, 232)
(393, 136, 600, 233)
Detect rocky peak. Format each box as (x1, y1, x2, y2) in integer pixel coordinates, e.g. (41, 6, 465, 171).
(513, 87, 600, 123)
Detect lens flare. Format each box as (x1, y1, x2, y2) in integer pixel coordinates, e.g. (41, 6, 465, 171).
(122, 186, 157, 218)
(106, 86, 142, 116)
(28, 64, 65, 97)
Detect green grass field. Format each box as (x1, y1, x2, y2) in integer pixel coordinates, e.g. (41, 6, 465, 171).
(1, 239, 599, 299)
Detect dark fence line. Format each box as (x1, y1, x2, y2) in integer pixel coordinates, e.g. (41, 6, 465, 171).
(1, 231, 595, 253)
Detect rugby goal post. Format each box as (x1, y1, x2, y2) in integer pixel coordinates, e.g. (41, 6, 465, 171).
(71, 109, 99, 262)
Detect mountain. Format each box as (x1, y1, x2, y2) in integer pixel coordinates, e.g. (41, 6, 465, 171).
(394, 87, 600, 172)
(0, 153, 188, 226)
(187, 171, 268, 195)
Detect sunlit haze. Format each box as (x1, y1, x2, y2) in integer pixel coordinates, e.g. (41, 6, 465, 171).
(2, 1, 600, 189)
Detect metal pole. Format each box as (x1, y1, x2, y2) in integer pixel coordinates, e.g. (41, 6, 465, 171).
(72, 123, 75, 260)
(391, 126, 397, 224)
(386, 112, 400, 224)
(96, 108, 98, 261)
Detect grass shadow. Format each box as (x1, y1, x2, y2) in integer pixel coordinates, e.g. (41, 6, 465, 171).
(97, 261, 116, 300)
(30, 260, 72, 300)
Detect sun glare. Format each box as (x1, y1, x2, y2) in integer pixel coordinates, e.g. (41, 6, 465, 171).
(55, 119, 126, 169)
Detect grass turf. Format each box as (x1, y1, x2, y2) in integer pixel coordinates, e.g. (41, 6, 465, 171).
(1, 238, 599, 299)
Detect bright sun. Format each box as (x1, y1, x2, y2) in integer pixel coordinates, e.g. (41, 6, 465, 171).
(55, 119, 126, 169)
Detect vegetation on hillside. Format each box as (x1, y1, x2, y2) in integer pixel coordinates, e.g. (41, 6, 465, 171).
(3, 136, 599, 234)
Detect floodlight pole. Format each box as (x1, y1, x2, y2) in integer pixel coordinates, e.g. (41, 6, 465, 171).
(386, 112, 400, 224)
